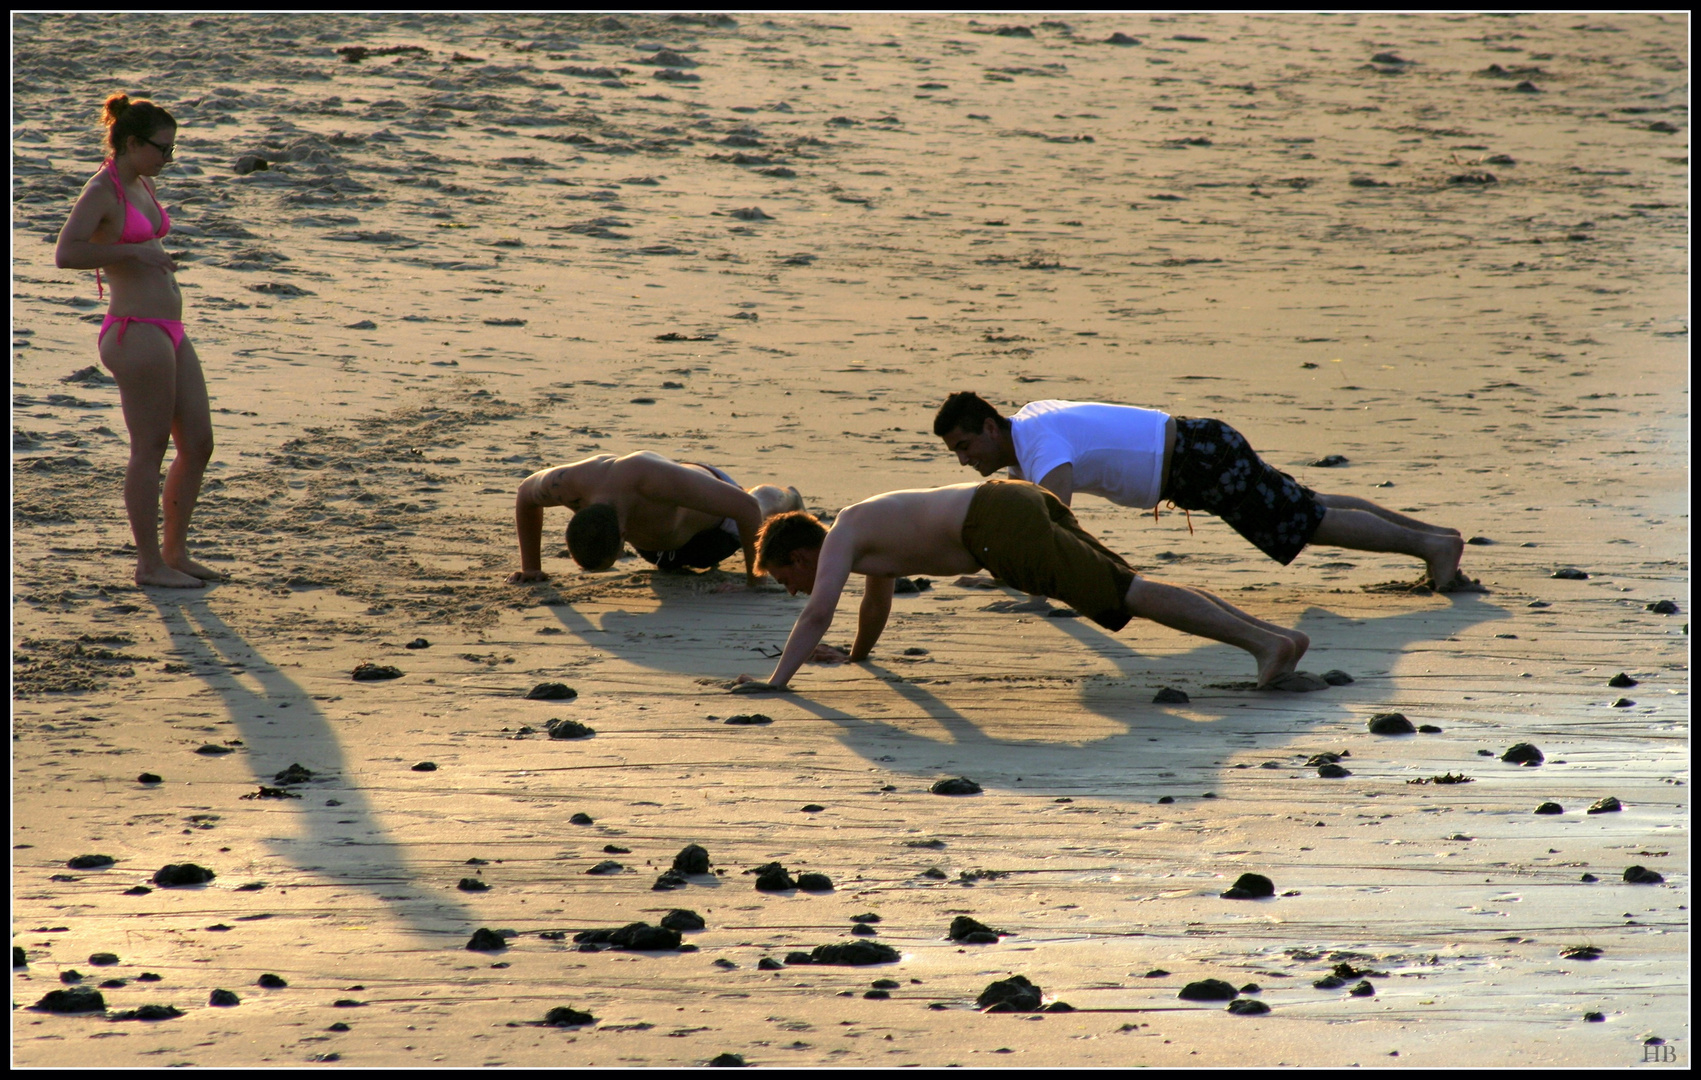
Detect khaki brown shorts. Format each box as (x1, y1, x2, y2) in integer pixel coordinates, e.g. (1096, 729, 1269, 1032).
(961, 480, 1136, 631)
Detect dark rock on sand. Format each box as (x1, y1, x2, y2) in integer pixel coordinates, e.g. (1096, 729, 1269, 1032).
(1585, 1011, 1606, 1022)
(796, 872, 834, 892)
(412, 761, 437, 772)
(708, 1053, 748, 1068)
(1227, 998, 1271, 1014)
(351, 663, 403, 680)
(1367, 713, 1416, 735)
(1310, 454, 1349, 467)
(1349, 980, 1376, 997)
(1551, 568, 1588, 579)
(851, 924, 878, 936)
(111, 1004, 184, 1021)
(661, 909, 706, 932)
(808, 941, 901, 966)
(1580, 873, 1599, 882)
(1265, 671, 1330, 692)
(1144, 969, 1170, 978)
(979, 974, 1044, 1011)
(546, 717, 594, 739)
(124, 886, 153, 895)
(1221, 873, 1276, 899)
(604, 845, 631, 854)
(1623, 866, 1665, 884)
(88, 952, 120, 966)
(1178, 978, 1239, 1001)
(405, 637, 430, 649)
(1107, 32, 1141, 45)
(68, 854, 116, 870)
(1587, 797, 1622, 814)
(1611, 698, 1636, 708)
(1157, 795, 1175, 804)
(258, 974, 288, 988)
(1322, 669, 1355, 685)
(1317, 763, 1352, 778)
(674, 845, 712, 875)
(575, 923, 683, 951)
(752, 862, 797, 891)
(569, 812, 593, 825)
(586, 861, 623, 875)
(61, 970, 85, 983)
(153, 863, 215, 887)
(1313, 974, 1346, 988)
(466, 928, 508, 952)
(30, 988, 99, 1013)
(196, 744, 235, 755)
(863, 988, 889, 998)
(458, 877, 491, 891)
(652, 870, 688, 891)
(209, 989, 240, 1006)
(724, 713, 772, 725)
(1608, 673, 1639, 688)
(851, 912, 883, 924)
(543, 1006, 597, 1027)
(1153, 687, 1190, 704)
(931, 777, 982, 795)
(893, 576, 931, 593)
(1418, 724, 1444, 733)
(273, 763, 314, 785)
(528, 682, 578, 701)
(801, 804, 825, 813)
(137, 773, 163, 784)
(757, 957, 784, 970)
(1535, 802, 1563, 815)
(948, 915, 1002, 942)
(13, 947, 26, 968)
(1501, 743, 1545, 765)
(1647, 600, 1679, 614)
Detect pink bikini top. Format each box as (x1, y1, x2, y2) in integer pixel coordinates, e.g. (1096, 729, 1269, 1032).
(105, 158, 170, 242)
(96, 159, 170, 298)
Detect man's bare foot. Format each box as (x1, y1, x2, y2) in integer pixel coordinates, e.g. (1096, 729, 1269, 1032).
(507, 570, 551, 584)
(1421, 532, 1466, 592)
(166, 556, 224, 581)
(1436, 571, 1489, 594)
(1252, 631, 1306, 688)
(136, 564, 204, 589)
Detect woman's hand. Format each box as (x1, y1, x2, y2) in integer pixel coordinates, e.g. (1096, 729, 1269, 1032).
(127, 245, 177, 273)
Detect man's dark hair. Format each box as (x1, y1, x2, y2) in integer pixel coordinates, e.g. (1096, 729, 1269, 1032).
(932, 391, 1009, 438)
(756, 511, 828, 572)
(566, 503, 622, 570)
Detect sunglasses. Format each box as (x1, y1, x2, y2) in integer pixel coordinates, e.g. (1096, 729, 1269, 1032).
(144, 136, 176, 159)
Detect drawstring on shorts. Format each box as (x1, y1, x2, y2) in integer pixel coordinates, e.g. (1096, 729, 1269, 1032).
(1153, 501, 1194, 534)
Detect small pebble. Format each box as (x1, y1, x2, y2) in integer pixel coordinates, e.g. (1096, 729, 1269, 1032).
(1227, 998, 1270, 1015)
(569, 812, 593, 825)
(458, 877, 490, 891)
(1623, 865, 1665, 884)
(88, 952, 120, 966)
(1610, 698, 1635, 708)
(209, 989, 240, 1006)
(930, 777, 981, 795)
(1418, 724, 1443, 733)
(1367, 713, 1415, 735)
(258, 974, 288, 988)
(1587, 797, 1622, 814)
(1178, 979, 1239, 1001)
(1317, 763, 1351, 778)
(1501, 743, 1544, 765)
(527, 682, 577, 701)
(137, 773, 163, 784)
(1646, 600, 1679, 614)
(1607, 673, 1638, 688)
(1534, 802, 1563, 815)
(411, 761, 437, 772)
(1551, 568, 1588, 580)
(1152, 687, 1189, 704)
(1221, 873, 1276, 899)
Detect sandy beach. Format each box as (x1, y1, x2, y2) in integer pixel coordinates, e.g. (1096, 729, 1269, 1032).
(11, 11, 1689, 1067)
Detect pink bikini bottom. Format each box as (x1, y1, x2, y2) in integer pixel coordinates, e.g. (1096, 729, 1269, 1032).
(100, 314, 186, 350)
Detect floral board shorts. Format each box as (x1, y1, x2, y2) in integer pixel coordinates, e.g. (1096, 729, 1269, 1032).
(1161, 418, 1327, 565)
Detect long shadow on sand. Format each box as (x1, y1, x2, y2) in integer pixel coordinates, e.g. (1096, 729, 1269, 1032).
(542, 572, 1508, 802)
(147, 593, 473, 937)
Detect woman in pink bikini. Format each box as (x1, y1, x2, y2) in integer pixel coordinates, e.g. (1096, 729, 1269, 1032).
(56, 94, 217, 588)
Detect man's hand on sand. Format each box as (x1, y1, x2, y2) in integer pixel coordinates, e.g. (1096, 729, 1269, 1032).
(731, 675, 788, 694)
(809, 642, 850, 664)
(507, 570, 551, 584)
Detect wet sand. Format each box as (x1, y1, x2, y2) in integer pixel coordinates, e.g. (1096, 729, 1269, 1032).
(11, 12, 1689, 1067)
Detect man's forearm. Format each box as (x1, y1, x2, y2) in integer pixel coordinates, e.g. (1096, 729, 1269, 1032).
(767, 608, 835, 687)
(515, 498, 545, 572)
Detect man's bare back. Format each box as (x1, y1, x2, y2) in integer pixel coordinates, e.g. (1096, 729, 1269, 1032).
(508, 451, 771, 585)
(822, 482, 986, 580)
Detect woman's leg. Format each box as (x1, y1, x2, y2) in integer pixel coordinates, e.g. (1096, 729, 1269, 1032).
(161, 335, 219, 579)
(100, 322, 202, 588)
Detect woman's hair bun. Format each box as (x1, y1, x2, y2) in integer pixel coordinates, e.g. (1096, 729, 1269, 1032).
(102, 92, 131, 126)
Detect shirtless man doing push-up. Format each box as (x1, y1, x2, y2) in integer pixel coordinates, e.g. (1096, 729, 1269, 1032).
(732, 479, 1308, 693)
(508, 451, 802, 587)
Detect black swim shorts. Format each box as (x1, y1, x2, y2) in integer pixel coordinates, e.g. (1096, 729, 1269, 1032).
(1161, 417, 1327, 565)
(635, 524, 742, 572)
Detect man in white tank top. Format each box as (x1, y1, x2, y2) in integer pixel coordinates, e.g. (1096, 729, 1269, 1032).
(933, 392, 1478, 592)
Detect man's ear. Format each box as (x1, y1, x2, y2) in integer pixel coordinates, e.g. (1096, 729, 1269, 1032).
(983, 417, 999, 438)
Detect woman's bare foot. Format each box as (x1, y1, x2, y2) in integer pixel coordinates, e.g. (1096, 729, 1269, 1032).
(136, 563, 205, 589)
(166, 556, 224, 581)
